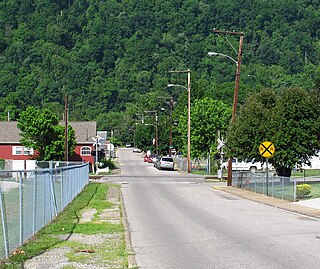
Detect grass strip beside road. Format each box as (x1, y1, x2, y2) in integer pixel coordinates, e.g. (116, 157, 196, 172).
(0, 183, 131, 268)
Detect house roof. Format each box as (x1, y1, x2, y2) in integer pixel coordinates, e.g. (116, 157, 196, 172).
(0, 121, 97, 144)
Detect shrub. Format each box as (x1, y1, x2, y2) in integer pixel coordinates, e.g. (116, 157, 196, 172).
(0, 159, 4, 170)
(296, 184, 311, 199)
(98, 158, 116, 169)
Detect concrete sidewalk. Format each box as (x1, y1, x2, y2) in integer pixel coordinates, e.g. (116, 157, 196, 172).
(213, 184, 320, 219)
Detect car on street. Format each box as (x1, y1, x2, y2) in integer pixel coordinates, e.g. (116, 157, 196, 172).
(144, 155, 151, 162)
(149, 154, 158, 163)
(133, 147, 142, 153)
(156, 156, 174, 170)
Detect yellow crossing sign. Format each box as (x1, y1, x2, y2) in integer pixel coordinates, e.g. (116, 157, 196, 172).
(259, 141, 275, 158)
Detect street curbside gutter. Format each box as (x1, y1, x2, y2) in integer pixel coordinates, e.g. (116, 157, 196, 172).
(120, 189, 138, 268)
(212, 185, 320, 220)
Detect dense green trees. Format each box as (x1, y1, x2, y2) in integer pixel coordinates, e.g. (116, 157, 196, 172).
(0, 0, 320, 165)
(226, 88, 320, 176)
(17, 106, 76, 161)
(178, 98, 231, 158)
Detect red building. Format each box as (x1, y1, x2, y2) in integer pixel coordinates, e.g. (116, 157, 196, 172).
(0, 121, 96, 163)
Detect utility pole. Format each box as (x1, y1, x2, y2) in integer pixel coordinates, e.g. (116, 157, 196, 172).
(64, 95, 69, 162)
(168, 69, 191, 173)
(212, 29, 244, 186)
(144, 110, 159, 155)
(159, 96, 175, 156)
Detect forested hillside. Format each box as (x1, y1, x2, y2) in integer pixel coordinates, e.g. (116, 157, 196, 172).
(1, 0, 320, 141)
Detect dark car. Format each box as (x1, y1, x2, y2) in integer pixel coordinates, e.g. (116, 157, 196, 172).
(149, 154, 158, 163)
(156, 156, 174, 170)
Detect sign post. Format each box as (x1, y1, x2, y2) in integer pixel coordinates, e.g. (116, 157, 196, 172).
(217, 137, 225, 179)
(259, 141, 275, 196)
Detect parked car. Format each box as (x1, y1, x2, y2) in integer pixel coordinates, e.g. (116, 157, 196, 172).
(156, 156, 174, 170)
(144, 155, 151, 162)
(133, 147, 142, 153)
(221, 158, 267, 172)
(154, 156, 161, 168)
(125, 143, 132, 148)
(149, 154, 158, 163)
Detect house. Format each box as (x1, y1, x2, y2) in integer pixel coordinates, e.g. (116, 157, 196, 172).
(0, 121, 96, 164)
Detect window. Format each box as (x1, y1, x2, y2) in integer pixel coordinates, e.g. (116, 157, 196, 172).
(15, 146, 23, 155)
(12, 146, 34, 155)
(23, 148, 34, 155)
(81, 146, 91, 156)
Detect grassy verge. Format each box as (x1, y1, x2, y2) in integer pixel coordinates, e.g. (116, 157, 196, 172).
(0, 183, 129, 268)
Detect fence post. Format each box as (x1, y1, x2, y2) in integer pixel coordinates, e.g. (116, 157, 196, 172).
(0, 185, 9, 258)
(281, 176, 284, 200)
(19, 172, 23, 246)
(60, 169, 64, 210)
(49, 161, 58, 217)
(293, 177, 297, 202)
(32, 170, 37, 234)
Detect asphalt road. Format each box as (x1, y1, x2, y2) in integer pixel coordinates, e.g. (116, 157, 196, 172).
(109, 148, 320, 269)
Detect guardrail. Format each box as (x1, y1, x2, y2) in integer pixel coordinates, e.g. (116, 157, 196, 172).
(0, 161, 89, 259)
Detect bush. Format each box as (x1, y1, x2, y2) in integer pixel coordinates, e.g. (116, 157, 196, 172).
(98, 158, 116, 169)
(296, 184, 311, 199)
(0, 159, 4, 170)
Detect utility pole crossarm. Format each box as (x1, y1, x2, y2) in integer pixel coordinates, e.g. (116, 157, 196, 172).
(212, 29, 244, 36)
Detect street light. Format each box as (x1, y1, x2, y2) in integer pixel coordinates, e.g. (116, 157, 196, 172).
(167, 69, 191, 173)
(208, 29, 244, 186)
(207, 52, 238, 66)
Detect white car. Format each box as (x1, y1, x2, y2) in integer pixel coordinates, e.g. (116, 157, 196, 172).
(156, 156, 174, 171)
(221, 158, 267, 173)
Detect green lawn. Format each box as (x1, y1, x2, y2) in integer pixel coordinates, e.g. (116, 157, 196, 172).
(0, 183, 130, 268)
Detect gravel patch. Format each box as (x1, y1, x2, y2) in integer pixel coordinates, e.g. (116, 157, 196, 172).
(57, 233, 119, 245)
(80, 208, 97, 223)
(21, 184, 130, 269)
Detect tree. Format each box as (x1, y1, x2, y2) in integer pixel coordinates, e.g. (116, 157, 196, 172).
(17, 106, 76, 161)
(178, 97, 231, 158)
(227, 88, 320, 177)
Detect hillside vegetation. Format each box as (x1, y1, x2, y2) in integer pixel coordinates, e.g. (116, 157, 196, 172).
(1, 0, 320, 150)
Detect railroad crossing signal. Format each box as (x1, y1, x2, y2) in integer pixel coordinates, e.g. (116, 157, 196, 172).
(259, 141, 275, 158)
(217, 138, 225, 150)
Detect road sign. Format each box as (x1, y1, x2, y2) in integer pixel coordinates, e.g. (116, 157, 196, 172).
(217, 138, 225, 150)
(259, 141, 275, 158)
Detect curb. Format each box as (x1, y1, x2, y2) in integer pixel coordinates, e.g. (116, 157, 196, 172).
(120, 189, 137, 268)
(213, 185, 320, 219)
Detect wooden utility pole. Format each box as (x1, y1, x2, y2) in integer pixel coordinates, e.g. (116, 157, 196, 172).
(212, 29, 244, 186)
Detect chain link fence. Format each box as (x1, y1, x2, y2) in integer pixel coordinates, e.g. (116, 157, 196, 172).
(0, 161, 89, 258)
(232, 171, 301, 201)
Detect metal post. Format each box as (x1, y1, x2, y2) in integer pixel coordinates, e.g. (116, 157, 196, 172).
(293, 177, 297, 202)
(0, 185, 9, 258)
(156, 113, 159, 155)
(169, 97, 173, 156)
(168, 69, 191, 173)
(49, 161, 58, 217)
(19, 172, 23, 245)
(266, 158, 269, 196)
(187, 69, 191, 173)
(32, 171, 37, 234)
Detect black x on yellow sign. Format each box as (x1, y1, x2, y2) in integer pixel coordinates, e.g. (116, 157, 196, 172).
(259, 141, 275, 158)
